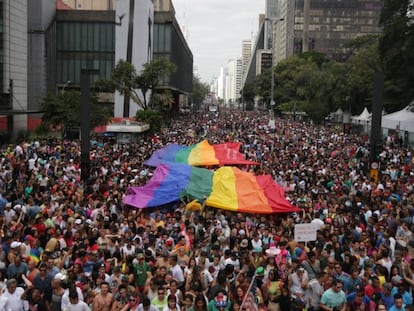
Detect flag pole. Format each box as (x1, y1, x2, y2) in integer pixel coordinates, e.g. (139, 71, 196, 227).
(239, 272, 257, 311)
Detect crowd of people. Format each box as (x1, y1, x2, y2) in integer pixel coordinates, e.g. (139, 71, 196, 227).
(0, 109, 412, 311)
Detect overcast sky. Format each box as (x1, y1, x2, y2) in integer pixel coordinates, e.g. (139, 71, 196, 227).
(172, 0, 266, 84)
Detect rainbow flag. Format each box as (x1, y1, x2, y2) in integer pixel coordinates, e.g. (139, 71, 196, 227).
(124, 164, 299, 214)
(144, 140, 258, 167)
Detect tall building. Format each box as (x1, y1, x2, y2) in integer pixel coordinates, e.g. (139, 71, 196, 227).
(225, 58, 237, 104)
(153, 0, 193, 112)
(60, 0, 115, 10)
(274, 0, 383, 65)
(217, 66, 225, 100)
(241, 40, 251, 82)
(274, 0, 294, 64)
(235, 57, 242, 101)
(29, 0, 58, 115)
(1, 0, 28, 137)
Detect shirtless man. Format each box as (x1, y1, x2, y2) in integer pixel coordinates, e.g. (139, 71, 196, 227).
(93, 282, 115, 311)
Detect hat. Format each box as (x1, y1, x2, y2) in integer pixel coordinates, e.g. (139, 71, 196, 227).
(86, 219, 93, 225)
(256, 266, 265, 276)
(383, 283, 393, 291)
(240, 239, 249, 248)
(297, 267, 305, 272)
(266, 245, 280, 257)
(54, 273, 67, 281)
(238, 229, 246, 236)
(137, 253, 145, 260)
(74, 218, 82, 225)
(391, 275, 403, 285)
(10, 241, 22, 249)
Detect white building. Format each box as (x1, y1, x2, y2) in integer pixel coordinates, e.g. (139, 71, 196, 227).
(225, 58, 237, 105)
(241, 39, 251, 82)
(217, 66, 226, 100)
(114, 0, 154, 117)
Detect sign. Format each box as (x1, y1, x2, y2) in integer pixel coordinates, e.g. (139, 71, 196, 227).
(370, 169, 379, 183)
(294, 223, 317, 242)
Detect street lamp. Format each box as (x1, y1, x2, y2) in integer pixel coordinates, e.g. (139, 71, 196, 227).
(267, 18, 284, 106)
(62, 80, 71, 95)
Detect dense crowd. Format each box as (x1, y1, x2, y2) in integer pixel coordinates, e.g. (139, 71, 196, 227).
(0, 109, 412, 311)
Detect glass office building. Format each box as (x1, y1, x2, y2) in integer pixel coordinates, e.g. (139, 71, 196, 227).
(293, 0, 383, 61)
(53, 10, 115, 86)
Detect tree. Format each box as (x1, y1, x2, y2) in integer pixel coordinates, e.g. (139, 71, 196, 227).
(41, 91, 112, 135)
(111, 58, 176, 110)
(135, 109, 164, 133)
(192, 76, 209, 111)
(379, 0, 414, 107)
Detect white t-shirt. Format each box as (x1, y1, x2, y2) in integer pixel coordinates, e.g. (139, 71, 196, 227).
(0, 287, 25, 311)
(62, 287, 84, 311)
(66, 300, 91, 311)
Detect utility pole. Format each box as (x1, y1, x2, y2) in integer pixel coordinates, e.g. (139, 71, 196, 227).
(80, 69, 99, 182)
(123, 0, 135, 117)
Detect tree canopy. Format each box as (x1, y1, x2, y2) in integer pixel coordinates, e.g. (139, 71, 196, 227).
(379, 0, 414, 107)
(41, 90, 112, 133)
(111, 57, 176, 110)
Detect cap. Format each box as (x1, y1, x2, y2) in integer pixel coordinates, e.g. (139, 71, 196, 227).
(238, 229, 246, 236)
(256, 266, 265, 276)
(54, 272, 67, 281)
(137, 253, 145, 260)
(10, 241, 22, 249)
(74, 218, 82, 225)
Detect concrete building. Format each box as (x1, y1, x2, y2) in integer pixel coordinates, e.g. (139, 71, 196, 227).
(0, 0, 29, 138)
(153, 0, 193, 112)
(217, 66, 225, 101)
(241, 40, 251, 82)
(28, 0, 57, 114)
(225, 58, 238, 105)
(273, 0, 294, 65)
(235, 57, 243, 102)
(60, 0, 115, 10)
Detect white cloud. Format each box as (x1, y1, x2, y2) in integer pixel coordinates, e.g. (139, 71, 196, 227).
(172, 0, 265, 83)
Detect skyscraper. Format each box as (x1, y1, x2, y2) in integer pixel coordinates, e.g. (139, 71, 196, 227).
(241, 40, 252, 82)
(274, 0, 383, 65)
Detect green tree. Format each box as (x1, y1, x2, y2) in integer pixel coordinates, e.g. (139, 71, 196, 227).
(192, 76, 209, 111)
(135, 109, 163, 133)
(379, 0, 414, 108)
(111, 58, 176, 110)
(41, 91, 112, 135)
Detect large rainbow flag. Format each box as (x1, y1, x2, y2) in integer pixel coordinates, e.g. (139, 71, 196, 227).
(144, 140, 258, 167)
(123, 164, 299, 214)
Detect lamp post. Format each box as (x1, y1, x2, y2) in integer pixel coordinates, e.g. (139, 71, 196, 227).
(61, 80, 71, 95)
(267, 18, 284, 107)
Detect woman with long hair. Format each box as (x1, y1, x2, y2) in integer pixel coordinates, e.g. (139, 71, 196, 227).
(188, 294, 207, 311)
